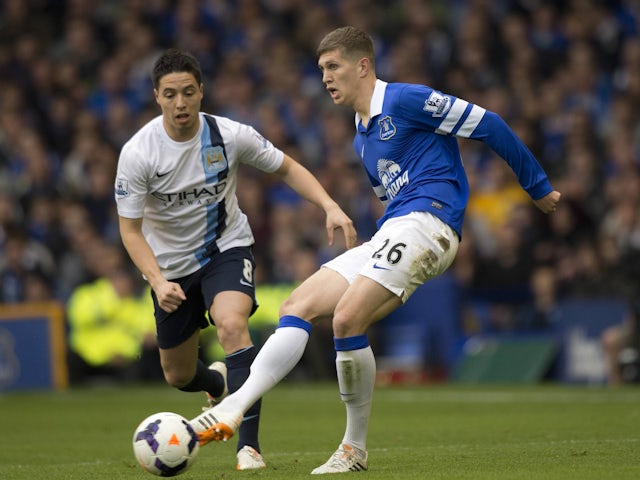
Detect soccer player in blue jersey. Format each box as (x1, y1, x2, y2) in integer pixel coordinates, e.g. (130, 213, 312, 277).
(115, 49, 356, 471)
(192, 27, 561, 473)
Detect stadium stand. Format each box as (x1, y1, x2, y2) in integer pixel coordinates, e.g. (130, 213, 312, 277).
(0, 0, 638, 386)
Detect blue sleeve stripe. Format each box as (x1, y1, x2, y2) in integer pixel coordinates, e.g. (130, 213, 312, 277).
(436, 98, 468, 135)
(456, 105, 486, 137)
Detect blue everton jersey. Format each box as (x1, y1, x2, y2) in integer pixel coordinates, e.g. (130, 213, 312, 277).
(354, 80, 552, 237)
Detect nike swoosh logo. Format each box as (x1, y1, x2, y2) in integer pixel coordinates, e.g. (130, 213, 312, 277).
(156, 170, 173, 177)
(240, 279, 253, 287)
(372, 263, 390, 270)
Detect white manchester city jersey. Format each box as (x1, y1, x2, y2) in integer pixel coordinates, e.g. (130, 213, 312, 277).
(115, 113, 284, 279)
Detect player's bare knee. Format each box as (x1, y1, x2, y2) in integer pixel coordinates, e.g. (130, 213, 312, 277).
(279, 295, 301, 317)
(280, 295, 317, 321)
(215, 322, 250, 351)
(332, 312, 356, 338)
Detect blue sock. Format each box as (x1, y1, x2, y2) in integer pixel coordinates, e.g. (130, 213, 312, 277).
(178, 359, 225, 395)
(226, 346, 261, 453)
(278, 315, 312, 334)
(334, 335, 369, 351)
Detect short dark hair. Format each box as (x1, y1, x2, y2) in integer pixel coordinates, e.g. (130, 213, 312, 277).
(152, 48, 203, 89)
(317, 26, 375, 67)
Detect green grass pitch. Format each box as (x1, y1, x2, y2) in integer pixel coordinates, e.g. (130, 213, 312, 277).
(1, 382, 639, 479)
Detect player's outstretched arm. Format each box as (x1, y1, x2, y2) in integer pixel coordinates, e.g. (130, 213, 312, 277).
(274, 154, 357, 249)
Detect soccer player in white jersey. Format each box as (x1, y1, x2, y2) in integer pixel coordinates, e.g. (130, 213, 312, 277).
(192, 27, 561, 473)
(114, 48, 356, 471)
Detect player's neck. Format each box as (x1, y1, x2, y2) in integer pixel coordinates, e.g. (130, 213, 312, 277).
(354, 77, 376, 128)
(358, 110, 371, 128)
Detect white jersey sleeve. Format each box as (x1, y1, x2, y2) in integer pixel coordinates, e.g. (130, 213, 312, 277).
(115, 113, 284, 279)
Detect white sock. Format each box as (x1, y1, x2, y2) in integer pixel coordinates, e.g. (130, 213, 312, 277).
(217, 326, 310, 414)
(336, 346, 376, 454)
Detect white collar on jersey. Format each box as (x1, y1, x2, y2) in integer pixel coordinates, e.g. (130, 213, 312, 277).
(355, 79, 388, 128)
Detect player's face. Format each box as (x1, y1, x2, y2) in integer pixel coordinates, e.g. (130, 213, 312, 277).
(154, 72, 204, 142)
(318, 49, 362, 107)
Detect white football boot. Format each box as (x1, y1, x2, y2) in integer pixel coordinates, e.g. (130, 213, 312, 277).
(191, 405, 243, 446)
(236, 445, 267, 470)
(311, 444, 368, 474)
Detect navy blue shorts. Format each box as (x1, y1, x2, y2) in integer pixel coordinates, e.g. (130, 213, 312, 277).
(152, 246, 258, 349)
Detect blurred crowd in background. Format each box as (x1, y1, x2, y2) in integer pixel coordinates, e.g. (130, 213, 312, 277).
(1, 0, 640, 384)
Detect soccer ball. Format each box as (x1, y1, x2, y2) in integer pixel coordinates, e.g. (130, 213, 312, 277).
(132, 412, 200, 477)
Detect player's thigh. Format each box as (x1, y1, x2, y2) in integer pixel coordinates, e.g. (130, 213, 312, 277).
(280, 266, 350, 322)
(333, 274, 403, 337)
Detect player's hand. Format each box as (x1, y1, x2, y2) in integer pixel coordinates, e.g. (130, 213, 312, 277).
(325, 204, 357, 249)
(153, 280, 187, 313)
(533, 190, 561, 214)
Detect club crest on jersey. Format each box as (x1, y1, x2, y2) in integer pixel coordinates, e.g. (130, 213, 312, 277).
(377, 159, 409, 199)
(203, 146, 227, 174)
(423, 91, 451, 117)
(378, 116, 396, 140)
(115, 178, 129, 198)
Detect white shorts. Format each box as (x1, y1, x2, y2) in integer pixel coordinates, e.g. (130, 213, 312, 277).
(323, 211, 459, 302)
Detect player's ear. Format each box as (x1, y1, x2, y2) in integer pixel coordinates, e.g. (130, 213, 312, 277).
(153, 88, 160, 105)
(358, 57, 371, 77)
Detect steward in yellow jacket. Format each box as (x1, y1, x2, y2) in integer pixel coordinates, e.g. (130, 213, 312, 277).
(66, 268, 160, 383)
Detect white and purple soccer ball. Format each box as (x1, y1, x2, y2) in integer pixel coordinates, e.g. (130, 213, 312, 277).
(132, 412, 200, 477)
